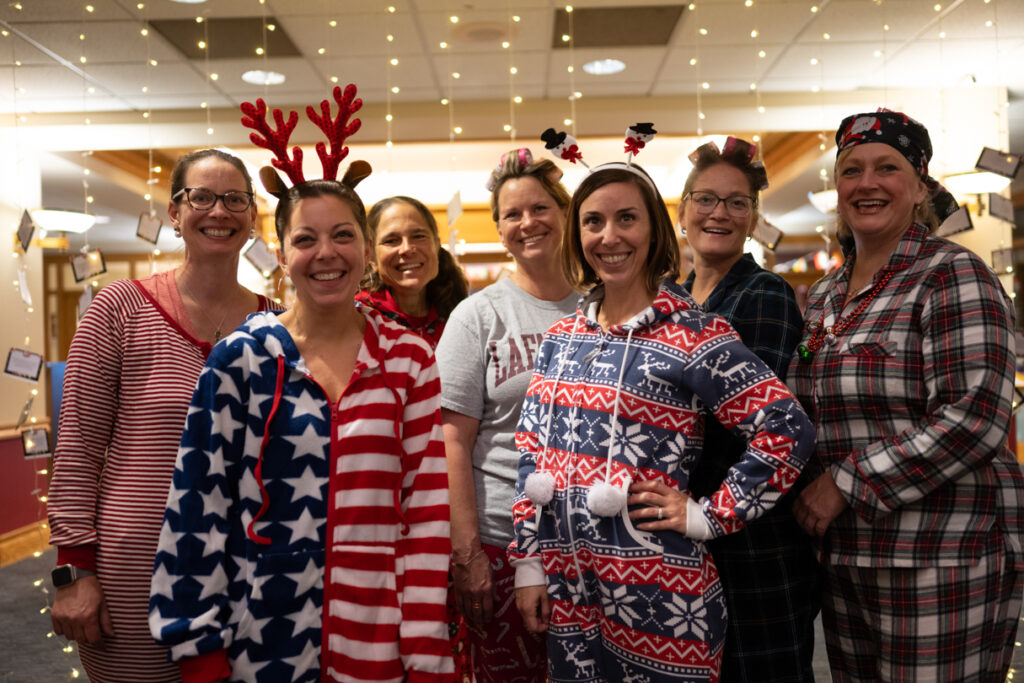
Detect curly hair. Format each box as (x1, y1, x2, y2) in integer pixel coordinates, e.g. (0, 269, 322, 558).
(562, 164, 679, 294)
(363, 196, 468, 319)
(488, 149, 571, 223)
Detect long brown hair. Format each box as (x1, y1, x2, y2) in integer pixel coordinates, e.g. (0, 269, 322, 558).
(562, 164, 679, 294)
(363, 196, 468, 319)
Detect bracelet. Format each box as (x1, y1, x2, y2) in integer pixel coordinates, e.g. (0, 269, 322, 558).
(453, 547, 486, 567)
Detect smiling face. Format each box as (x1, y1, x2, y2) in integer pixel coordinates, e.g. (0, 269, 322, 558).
(680, 163, 756, 268)
(836, 142, 927, 247)
(495, 176, 565, 270)
(373, 201, 440, 304)
(167, 156, 255, 258)
(278, 194, 369, 312)
(579, 181, 652, 305)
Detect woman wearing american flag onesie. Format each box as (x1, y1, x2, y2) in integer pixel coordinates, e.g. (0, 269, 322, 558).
(151, 89, 453, 682)
(510, 162, 815, 682)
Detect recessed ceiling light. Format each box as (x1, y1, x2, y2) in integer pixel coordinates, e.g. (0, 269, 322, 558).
(582, 58, 625, 75)
(242, 70, 286, 86)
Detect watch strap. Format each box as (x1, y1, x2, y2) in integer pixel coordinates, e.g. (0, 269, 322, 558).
(52, 564, 95, 587)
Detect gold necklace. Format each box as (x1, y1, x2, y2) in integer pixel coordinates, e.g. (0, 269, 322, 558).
(177, 275, 232, 342)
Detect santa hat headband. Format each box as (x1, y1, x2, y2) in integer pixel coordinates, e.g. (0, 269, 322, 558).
(240, 84, 371, 197)
(541, 123, 660, 191)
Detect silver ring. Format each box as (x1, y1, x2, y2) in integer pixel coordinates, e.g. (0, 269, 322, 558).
(657, 507, 663, 521)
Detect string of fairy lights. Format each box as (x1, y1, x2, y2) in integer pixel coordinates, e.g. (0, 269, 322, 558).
(385, 6, 396, 150)
(562, 6, 578, 137)
(6, 9, 74, 679)
(1, 1, 1021, 678)
(504, 6, 518, 141)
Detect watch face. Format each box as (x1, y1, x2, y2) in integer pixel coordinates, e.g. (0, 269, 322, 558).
(52, 565, 74, 587)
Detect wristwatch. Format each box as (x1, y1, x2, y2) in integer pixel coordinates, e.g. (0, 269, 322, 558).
(51, 564, 95, 588)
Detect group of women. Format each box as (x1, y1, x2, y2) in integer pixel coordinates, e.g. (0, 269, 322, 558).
(45, 107, 1022, 683)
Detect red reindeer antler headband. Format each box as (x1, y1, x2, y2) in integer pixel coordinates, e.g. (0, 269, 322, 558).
(240, 84, 366, 192)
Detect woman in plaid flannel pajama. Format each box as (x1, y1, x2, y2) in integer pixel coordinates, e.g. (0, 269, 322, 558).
(788, 109, 1024, 682)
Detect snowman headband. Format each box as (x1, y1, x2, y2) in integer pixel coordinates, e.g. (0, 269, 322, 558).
(541, 123, 660, 191)
(240, 84, 371, 198)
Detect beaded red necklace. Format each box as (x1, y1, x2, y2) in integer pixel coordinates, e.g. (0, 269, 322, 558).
(796, 270, 894, 362)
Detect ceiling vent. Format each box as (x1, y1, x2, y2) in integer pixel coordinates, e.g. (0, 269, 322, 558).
(552, 5, 685, 48)
(452, 21, 516, 44)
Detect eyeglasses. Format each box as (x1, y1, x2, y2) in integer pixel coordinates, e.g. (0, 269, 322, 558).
(173, 187, 254, 212)
(685, 190, 755, 217)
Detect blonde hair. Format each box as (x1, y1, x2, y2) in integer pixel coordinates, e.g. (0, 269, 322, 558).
(488, 150, 570, 223)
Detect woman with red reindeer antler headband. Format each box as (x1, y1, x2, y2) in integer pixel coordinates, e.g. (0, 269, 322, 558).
(150, 86, 454, 683)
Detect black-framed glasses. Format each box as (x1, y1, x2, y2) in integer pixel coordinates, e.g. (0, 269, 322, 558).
(173, 187, 254, 212)
(685, 190, 755, 217)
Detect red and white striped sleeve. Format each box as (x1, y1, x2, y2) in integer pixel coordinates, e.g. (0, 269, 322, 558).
(47, 281, 134, 568)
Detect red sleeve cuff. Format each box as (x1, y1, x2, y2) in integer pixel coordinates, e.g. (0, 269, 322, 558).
(178, 649, 231, 683)
(56, 545, 97, 572)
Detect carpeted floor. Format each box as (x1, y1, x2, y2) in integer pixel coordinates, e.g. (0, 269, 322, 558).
(1, 549, 1022, 682)
(0, 549, 90, 682)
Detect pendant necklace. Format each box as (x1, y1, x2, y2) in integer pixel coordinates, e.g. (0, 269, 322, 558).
(797, 270, 894, 363)
(178, 276, 232, 343)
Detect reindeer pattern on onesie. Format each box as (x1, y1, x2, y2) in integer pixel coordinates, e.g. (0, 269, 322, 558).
(509, 279, 814, 683)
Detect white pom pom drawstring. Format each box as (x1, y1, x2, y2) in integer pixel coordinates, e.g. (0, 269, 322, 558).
(586, 327, 635, 517)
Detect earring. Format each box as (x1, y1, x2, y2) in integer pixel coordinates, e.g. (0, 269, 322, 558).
(250, 228, 256, 239)
(173, 227, 182, 238)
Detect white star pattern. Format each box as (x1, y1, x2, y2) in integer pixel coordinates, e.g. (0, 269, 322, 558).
(194, 562, 228, 601)
(193, 524, 229, 558)
(151, 562, 177, 600)
(242, 614, 273, 646)
(280, 507, 320, 544)
(199, 482, 231, 518)
(212, 368, 242, 402)
(281, 466, 327, 504)
(260, 330, 286, 359)
(210, 403, 245, 441)
(149, 612, 180, 640)
(282, 597, 320, 637)
(249, 391, 277, 416)
(281, 422, 326, 460)
(232, 646, 271, 683)
(282, 638, 319, 681)
(165, 481, 191, 509)
(284, 388, 324, 422)
(283, 557, 322, 596)
(157, 518, 188, 553)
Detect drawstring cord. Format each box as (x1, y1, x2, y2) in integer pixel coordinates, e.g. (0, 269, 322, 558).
(586, 327, 634, 517)
(524, 315, 585, 506)
(247, 354, 286, 545)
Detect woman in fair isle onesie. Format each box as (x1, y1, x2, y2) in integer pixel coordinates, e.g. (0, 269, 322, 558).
(511, 161, 815, 682)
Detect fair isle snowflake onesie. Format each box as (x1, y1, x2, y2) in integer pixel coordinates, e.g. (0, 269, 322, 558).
(510, 280, 814, 683)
